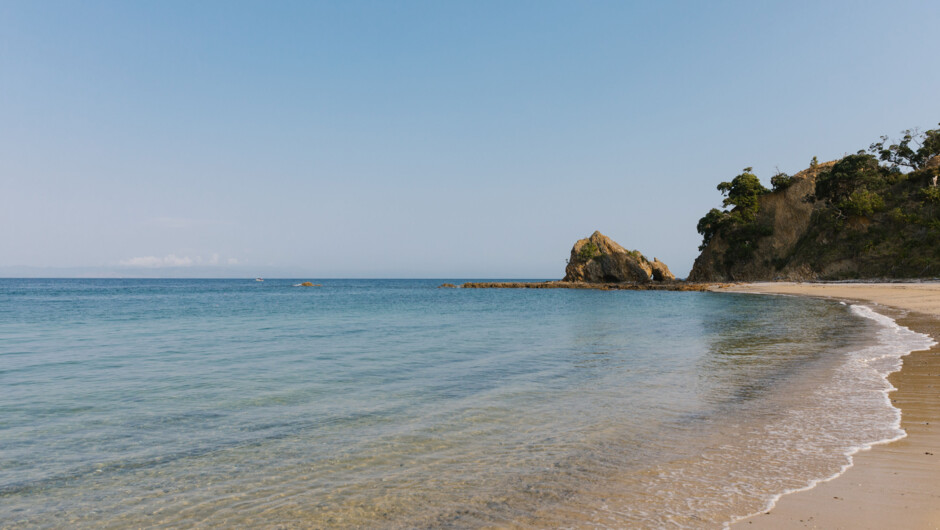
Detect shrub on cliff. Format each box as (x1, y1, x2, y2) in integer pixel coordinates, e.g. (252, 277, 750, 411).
(696, 208, 727, 250)
(722, 221, 773, 265)
(921, 186, 940, 203)
(578, 242, 600, 261)
(841, 188, 886, 217)
(770, 171, 794, 192)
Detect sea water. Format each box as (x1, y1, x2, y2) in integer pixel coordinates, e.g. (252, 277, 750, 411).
(0, 279, 932, 528)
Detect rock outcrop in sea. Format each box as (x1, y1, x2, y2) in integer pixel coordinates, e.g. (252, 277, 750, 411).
(563, 231, 671, 283)
(650, 258, 675, 281)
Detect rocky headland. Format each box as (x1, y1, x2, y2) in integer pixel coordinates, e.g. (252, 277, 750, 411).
(689, 162, 835, 282)
(690, 124, 940, 281)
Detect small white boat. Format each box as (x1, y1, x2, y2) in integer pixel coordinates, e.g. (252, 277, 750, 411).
(255, 278, 264, 282)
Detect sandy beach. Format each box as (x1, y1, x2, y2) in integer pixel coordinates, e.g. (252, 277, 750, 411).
(716, 283, 940, 529)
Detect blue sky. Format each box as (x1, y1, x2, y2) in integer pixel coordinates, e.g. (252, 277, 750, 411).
(2, 0, 938, 278)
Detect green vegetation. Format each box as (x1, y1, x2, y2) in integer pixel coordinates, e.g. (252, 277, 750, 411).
(770, 171, 794, 192)
(716, 167, 769, 221)
(696, 168, 772, 263)
(814, 153, 889, 209)
(696, 123, 940, 279)
(696, 208, 726, 251)
(840, 188, 885, 217)
(578, 242, 600, 261)
(627, 249, 650, 264)
(922, 186, 940, 203)
(870, 126, 940, 171)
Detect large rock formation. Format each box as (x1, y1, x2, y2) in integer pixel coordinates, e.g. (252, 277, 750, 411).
(650, 258, 675, 281)
(563, 231, 666, 283)
(690, 152, 940, 281)
(689, 162, 834, 282)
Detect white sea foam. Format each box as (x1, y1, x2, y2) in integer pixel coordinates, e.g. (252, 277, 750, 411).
(725, 304, 936, 528)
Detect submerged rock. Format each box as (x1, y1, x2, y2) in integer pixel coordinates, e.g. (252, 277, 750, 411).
(563, 231, 665, 283)
(298, 281, 321, 287)
(438, 283, 458, 288)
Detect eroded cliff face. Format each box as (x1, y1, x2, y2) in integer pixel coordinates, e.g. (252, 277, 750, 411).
(689, 162, 835, 282)
(690, 153, 940, 281)
(563, 231, 669, 283)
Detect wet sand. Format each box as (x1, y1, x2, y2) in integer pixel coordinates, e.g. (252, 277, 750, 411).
(715, 283, 940, 529)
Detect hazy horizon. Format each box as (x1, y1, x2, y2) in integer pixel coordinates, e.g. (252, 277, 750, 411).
(0, 266, 560, 280)
(3, 1, 939, 278)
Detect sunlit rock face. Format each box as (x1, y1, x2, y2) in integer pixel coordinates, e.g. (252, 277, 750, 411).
(563, 231, 661, 283)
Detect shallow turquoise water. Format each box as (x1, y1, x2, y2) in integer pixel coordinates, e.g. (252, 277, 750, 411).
(0, 279, 910, 527)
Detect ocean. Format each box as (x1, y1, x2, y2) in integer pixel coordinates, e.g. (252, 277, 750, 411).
(0, 279, 932, 528)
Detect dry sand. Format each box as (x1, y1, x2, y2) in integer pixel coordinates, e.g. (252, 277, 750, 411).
(714, 282, 940, 529)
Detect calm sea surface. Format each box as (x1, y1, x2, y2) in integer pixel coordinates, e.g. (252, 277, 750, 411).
(0, 279, 931, 528)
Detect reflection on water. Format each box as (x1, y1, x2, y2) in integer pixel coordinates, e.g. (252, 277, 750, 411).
(698, 295, 871, 407)
(0, 280, 913, 528)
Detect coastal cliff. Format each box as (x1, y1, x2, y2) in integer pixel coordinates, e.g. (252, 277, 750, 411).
(690, 124, 940, 281)
(689, 162, 835, 281)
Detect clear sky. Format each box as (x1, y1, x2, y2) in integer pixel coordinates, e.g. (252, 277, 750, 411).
(2, 1, 939, 278)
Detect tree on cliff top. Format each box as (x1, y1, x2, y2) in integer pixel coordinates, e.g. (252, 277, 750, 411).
(869, 123, 940, 171)
(814, 153, 884, 205)
(696, 168, 770, 250)
(716, 168, 770, 222)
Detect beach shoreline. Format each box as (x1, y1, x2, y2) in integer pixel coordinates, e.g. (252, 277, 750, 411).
(715, 282, 940, 529)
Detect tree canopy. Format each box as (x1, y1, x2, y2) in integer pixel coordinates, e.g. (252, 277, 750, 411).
(869, 123, 940, 171)
(696, 168, 771, 251)
(814, 153, 884, 205)
(716, 168, 769, 222)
